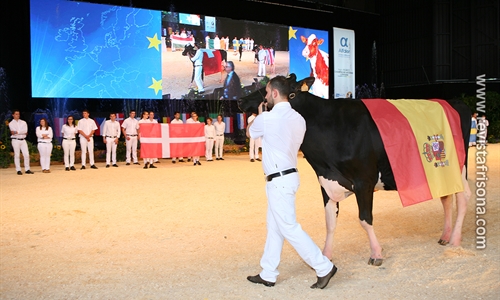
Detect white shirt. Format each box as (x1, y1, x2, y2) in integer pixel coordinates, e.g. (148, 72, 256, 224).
(213, 121, 225, 135)
(149, 119, 158, 124)
(121, 117, 139, 135)
(258, 49, 267, 62)
(77, 117, 98, 137)
(36, 126, 53, 143)
(103, 120, 121, 138)
(205, 124, 216, 138)
(249, 102, 306, 175)
(171, 118, 183, 124)
(61, 124, 78, 139)
(191, 49, 203, 66)
(9, 119, 28, 139)
(186, 118, 199, 124)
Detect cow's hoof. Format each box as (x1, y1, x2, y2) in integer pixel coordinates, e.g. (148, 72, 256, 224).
(438, 239, 449, 246)
(368, 258, 384, 266)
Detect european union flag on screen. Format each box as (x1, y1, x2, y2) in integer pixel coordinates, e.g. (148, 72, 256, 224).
(30, 0, 162, 99)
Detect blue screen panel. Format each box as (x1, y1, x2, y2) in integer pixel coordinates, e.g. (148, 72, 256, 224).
(30, 0, 162, 99)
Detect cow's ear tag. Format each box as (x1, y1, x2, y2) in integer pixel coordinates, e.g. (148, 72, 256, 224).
(289, 92, 296, 99)
(300, 83, 309, 92)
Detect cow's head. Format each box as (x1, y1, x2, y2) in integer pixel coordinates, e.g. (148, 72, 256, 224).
(300, 34, 324, 60)
(182, 44, 196, 57)
(237, 74, 315, 114)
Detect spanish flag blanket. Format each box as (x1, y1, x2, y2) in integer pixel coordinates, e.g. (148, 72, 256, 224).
(361, 99, 466, 207)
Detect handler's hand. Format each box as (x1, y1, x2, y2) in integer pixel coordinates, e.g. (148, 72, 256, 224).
(258, 102, 267, 115)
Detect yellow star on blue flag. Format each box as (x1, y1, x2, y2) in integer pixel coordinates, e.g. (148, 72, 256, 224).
(289, 26, 297, 40)
(147, 33, 162, 51)
(148, 77, 162, 95)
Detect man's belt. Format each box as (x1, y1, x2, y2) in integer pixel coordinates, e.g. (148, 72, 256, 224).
(265, 168, 298, 182)
(106, 136, 118, 138)
(38, 141, 51, 143)
(63, 138, 75, 140)
(216, 134, 224, 136)
(11, 138, 25, 141)
(127, 134, 138, 136)
(207, 137, 214, 139)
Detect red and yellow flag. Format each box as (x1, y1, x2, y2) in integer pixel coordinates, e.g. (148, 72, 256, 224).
(362, 99, 465, 207)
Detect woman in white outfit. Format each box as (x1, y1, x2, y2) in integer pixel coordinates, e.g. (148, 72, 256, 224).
(61, 115, 78, 171)
(36, 118, 53, 173)
(204, 117, 215, 161)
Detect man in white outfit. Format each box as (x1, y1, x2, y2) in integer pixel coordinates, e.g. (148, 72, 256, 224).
(103, 113, 121, 168)
(121, 110, 140, 165)
(257, 45, 267, 77)
(9, 110, 33, 175)
(170, 111, 185, 163)
(77, 109, 98, 170)
(246, 76, 336, 289)
(188, 45, 205, 94)
(247, 112, 261, 162)
(213, 114, 225, 160)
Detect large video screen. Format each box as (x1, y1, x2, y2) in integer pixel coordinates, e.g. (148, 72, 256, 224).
(30, 0, 162, 99)
(30, 0, 327, 100)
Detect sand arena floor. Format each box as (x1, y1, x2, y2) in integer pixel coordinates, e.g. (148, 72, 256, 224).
(0, 145, 499, 299)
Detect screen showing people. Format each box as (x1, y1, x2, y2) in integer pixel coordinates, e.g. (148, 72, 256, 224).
(30, 0, 332, 100)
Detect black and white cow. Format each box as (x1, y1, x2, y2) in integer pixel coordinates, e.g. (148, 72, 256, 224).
(238, 74, 472, 266)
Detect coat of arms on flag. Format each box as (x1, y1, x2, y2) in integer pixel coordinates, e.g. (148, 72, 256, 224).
(139, 123, 205, 158)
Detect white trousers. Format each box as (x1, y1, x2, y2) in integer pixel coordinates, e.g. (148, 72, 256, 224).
(12, 139, 30, 171)
(194, 66, 204, 92)
(105, 137, 118, 165)
(125, 136, 138, 163)
(259, 173, 333, 282)
(258, 62, 266, 76)
(37, 142, 52, 170)
(205, 138, 214, 160)
(215, 135, 224, 158)
(62, 139, 76, 167)
(80, 137, 95, 166)
(249, 137, 260, 159)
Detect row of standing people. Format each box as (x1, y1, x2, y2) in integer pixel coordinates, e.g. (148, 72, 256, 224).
(7, 109, 246, 174)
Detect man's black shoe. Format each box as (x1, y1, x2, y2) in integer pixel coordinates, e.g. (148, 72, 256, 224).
(250, 159, 255, 162)
(179, 159, 184, 162)
(65, 167, 70, 171)
(149, 164, 157, 168)
(187, 158, 191, 162)
(106, 164, 110, 168)
(247, 275, 275, 287)
(112, 164, 118, 167)
(197, 161, 201, 165)
(133, 162, 140, 165)
(70, 166, 76, 171)
(25, 170, 34, 174)
(216, 158, 220, 160)
(310, 265, 337, 289)
(90, 165, 98, 169)
(220, 157, 224, 160)
(126, 163, 130, 166)
(256, 158, 261, 161)
(172, 160, 176, 164)
(17, 171, 22, 175)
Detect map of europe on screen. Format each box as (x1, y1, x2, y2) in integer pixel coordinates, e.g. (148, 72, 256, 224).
(30, 0, 162, 99)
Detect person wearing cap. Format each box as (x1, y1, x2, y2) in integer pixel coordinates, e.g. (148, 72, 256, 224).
(220, 61, 241, 100)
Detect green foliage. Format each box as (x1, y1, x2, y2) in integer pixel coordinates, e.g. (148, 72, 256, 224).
(0, 120, 12, 168)
(51, 142, 64, 162)
(224, 137, 235, 145)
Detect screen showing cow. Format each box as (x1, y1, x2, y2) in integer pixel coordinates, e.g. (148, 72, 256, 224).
(289, 27, 329, 99)
(162, 15, 289, 99)
(30, 0, 162, 99)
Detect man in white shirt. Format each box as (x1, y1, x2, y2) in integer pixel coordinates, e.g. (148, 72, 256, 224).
(188, 45, 205, 94)
(8, 110, 33, 175)
(246, 76, 336, 289)
(77, 109, 98, 170)
(247, 112, 261, 162)
(121, 110, 140, 165)
(213, 115, 226, 160)
(170, 111, 185, 163)
(103, 113, 121, 168)
(257, 45, 268, 77)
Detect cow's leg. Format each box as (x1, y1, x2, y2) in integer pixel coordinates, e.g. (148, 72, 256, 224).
(355, 184, 383, 266)
(323, 198, 338, 260)
(438, 195, 453, 245)
(317, 177, 346, 260)
(449, 191, 467, 246)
